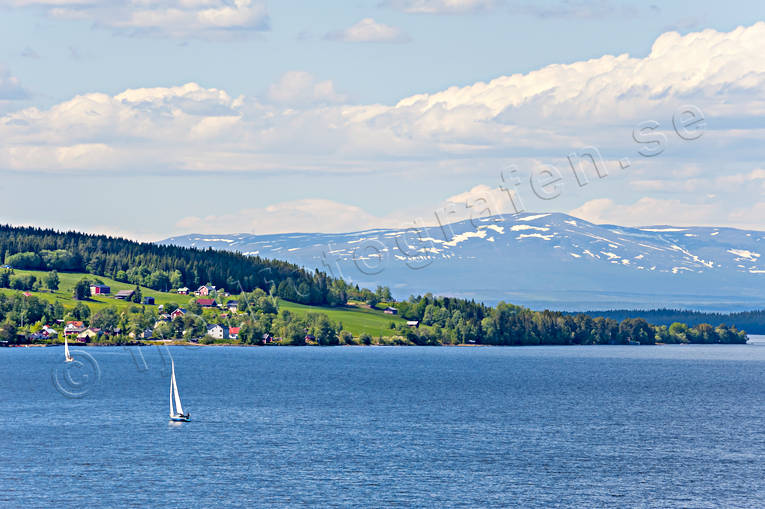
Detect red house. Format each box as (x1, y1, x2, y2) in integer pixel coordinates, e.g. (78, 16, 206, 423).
(170, 308, 186, 319)
(196, 285, 215, 296)
(228, 327, 240, 340)
(196, 298, 216, 308)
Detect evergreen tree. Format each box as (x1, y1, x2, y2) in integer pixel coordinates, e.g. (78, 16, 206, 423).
(131, 285, 142, 304)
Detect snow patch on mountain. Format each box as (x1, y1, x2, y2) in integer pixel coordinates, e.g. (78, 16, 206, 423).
(728, 249, 760, 262)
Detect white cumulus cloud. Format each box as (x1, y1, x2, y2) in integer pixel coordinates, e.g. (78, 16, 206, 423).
(0, 0, 269, 39)
(384, 0, 496, 13)
(176, 199, 393, 235)
(0, 67, 28, 101)
(266, 71, 347, 107)
(1, 21, 765, 235)
(325, 18, 411, 43)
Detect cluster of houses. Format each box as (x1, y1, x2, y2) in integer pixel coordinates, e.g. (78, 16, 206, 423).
(27, 320, 118, 343)
(90, 284, 231, 307)
(150, 299, 265, 342)
(25, 283, 409, 343)
(90, 284, 155, 305)
(89, 282, 235, 308)
(176, 285, 224, 297)
(63, 321, 108, 342)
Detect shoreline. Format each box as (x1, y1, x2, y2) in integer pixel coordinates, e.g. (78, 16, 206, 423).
(6, 341, 750, 348)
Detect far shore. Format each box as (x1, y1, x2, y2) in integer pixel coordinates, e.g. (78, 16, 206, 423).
(3, 340, 740, 348)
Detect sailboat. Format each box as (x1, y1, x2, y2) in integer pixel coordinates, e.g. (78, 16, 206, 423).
(169, 360, 190, 422)
(64, 335, 73, 363)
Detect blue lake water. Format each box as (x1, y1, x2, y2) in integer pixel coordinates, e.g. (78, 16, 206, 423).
(3, 342, 765, 508)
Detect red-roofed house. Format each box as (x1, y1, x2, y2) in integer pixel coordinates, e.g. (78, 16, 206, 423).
(64, 321, 86, 336)
(196, 298, 216, 308)
(170, 308, 186, 319)
(228, 327, 240, 340)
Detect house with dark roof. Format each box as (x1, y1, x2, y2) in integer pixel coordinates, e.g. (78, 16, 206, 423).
(196, 285, 215, 296)
(115, 289, 135, 300)
(206, 324, 228, 339)
(90, 284, 110, 296)
(77, 327, 102, 342)
(170, 308, 186, 319)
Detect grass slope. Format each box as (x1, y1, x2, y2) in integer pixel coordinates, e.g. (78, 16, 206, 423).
(4, 270, 406, 336)
(279, 300, 405, 337)
(1, 270, 193, 311)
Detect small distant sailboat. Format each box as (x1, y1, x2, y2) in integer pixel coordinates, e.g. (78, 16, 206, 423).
(169, 360, 190, 422)
(64, 335, 73, 363)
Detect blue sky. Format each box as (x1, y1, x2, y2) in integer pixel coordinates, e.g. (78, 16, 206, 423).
(1, 0, 765, 239)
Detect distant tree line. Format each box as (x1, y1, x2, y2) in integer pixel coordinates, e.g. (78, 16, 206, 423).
(573, 308, 765, 335)
(391, 295, 748, 345)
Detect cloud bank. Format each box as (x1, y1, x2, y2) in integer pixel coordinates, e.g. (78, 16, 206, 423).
(2, 23, 764, 171)
(384, 0, 497, 14)
(2, 23, 765, 230)
(0, 0, 270, 39)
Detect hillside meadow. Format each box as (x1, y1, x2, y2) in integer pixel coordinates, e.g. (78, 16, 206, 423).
(3, 269, 407, 337)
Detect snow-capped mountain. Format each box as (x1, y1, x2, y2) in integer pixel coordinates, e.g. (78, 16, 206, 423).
(159, 213, 765, 311)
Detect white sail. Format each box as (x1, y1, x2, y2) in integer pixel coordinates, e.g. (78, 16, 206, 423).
(170, 362, 175, 416)
(64, 335, 72, 362)
(171, 360, 184, 416)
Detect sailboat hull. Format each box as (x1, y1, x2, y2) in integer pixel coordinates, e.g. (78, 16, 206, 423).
(170, 414, 190, 422)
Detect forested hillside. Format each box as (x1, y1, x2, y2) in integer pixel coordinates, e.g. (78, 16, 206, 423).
(0, 225, 349, 306)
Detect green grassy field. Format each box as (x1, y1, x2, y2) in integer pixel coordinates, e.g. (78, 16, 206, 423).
(0, 269, 194, 312)
(279, 300, 406, 336)
(3, 270, 406, 337)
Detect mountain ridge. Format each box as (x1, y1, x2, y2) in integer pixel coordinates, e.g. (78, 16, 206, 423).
(160, 212, 765, 312)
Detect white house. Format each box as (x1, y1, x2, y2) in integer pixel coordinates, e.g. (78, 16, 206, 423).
(206, 324, 229, 340)
(41, 326, 58, 337)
